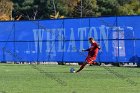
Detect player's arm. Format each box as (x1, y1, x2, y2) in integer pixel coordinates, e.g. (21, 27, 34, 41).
(82, 49, 90, 51)
(82, 45, 95, 51)
(82, 48, 90, 51)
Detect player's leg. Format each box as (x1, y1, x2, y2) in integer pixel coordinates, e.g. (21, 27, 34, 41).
(76, 62, 87, 73)
(76, 57, 93, 73)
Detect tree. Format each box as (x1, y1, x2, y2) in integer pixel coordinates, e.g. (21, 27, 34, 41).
(13, 0, 39, 20)
(117, 0, 131, 6)
(13, 0, 70, 20)
(73, 0, 99, 17)
(60, 0, 80, 17)
(118, 0, 140, 15)
(97, 0, 120, 16)
(12, 0, 140, 20)
(0, 0, 13, 20)
(45, 0, 79, 18)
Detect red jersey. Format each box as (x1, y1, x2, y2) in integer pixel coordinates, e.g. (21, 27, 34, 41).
(85, 42, 99, 64)
(88, 42, 99, 58)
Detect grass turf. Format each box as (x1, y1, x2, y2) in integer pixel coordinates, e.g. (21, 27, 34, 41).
(0, 64, 139, 93)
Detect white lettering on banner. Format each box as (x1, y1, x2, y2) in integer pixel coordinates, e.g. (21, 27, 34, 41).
(33, 29, 38, 52)
(46, 29, 56, 57)
(88, 27, 99, 47)
(32, 25, 133, 55)
(46, 29, 56, 52)
(46, 29, 56, 58)
(45, 29, 51, 52)
(38, 29, 44, 53)
(78, 27, 87, 50)
(67, 28, 76, 52)
(89, 27, 98, 40)
(99, 25, 108, 52)
(112, 26, 131, 57)
(57, 28, 65, 52)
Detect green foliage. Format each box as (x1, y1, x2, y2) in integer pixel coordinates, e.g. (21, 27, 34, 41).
(72, 0, 99, 17)
(13, 0, 38, 20)
(117, 0, 131, 5)
(97, 0, 119, 16)
(12, 0, 140, 20)
(118, 0, 140, 15)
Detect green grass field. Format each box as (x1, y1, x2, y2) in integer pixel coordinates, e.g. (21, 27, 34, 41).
(0, 64, 139, 93)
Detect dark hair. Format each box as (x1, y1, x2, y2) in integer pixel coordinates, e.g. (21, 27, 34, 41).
(89, 37, 94, 41)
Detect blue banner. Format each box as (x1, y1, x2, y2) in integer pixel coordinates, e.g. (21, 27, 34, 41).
(0, 16, 140, 63)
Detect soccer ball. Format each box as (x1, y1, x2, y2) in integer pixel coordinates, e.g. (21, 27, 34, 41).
(70, 67, 76, 73)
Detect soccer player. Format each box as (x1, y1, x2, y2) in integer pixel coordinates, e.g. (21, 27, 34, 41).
(76, 37, 100, 73)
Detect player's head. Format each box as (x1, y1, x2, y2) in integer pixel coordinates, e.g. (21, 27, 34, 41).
(89, 37, 94, 44)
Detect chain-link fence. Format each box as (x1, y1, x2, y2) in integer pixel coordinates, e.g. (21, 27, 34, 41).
(0, 16, 140, 64)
